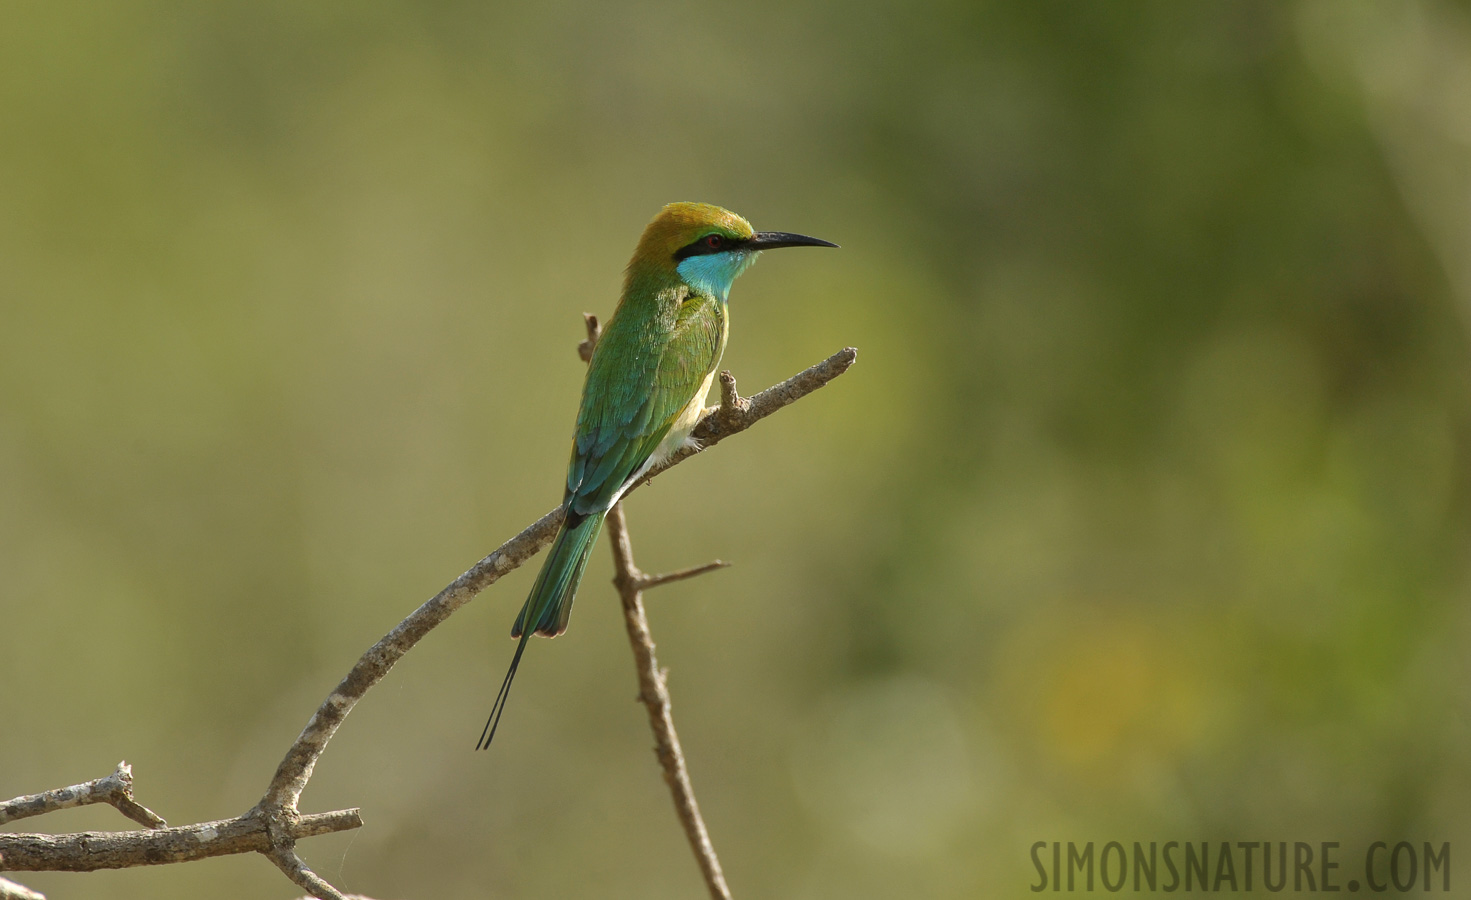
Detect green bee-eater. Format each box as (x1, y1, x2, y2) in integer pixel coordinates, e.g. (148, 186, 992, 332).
(477, 202, 836, 750)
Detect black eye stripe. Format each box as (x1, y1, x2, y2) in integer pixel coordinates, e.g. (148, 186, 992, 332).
(674, 233, 745, 261)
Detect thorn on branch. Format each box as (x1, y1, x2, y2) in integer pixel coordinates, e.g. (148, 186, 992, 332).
(717, 371, 748, 427)
(578, 313, 602, 362)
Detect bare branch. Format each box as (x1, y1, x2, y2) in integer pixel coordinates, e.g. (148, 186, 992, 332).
(3, 321, 852, 899)
(267, 845, 349, 900)
(577, 309, 737, 896)
(258, 345, 857, 819)
(605, 505, 732, 900)
(0, 877, 45, 900)
(638, 560, 731, 591)
(256, 506, 565, 815)
(0, 809, 360, 872)
(0, 762, 165, 830)
(645, 347, 857, 485)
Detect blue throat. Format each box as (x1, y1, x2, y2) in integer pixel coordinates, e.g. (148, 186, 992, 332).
(676, 250, 759, 301)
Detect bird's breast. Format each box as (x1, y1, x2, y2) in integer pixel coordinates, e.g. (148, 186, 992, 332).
(648, 368, 716, 468)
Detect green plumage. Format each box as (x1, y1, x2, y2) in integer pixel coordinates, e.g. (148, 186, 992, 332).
(503, 287, 725, 648)
(568, 286, 726, 519)
(513, 511, 605, 638)
(477, 202, 834, 751)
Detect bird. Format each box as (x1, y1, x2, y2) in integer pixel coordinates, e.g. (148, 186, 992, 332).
(476, 202, 837, 750)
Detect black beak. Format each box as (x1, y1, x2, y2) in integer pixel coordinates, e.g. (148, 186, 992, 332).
(747, 231, 839, 250)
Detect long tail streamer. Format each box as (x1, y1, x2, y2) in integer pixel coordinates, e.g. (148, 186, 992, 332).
(476, 631, 532, 750)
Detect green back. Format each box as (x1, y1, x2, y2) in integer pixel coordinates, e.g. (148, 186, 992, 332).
(565, 280, 726, 515)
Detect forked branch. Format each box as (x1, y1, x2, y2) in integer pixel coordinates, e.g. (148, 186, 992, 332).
(580, 312, 736, 899)
(0, 321, 855, 900)
(606, 504, 733, 900)
(0, 762, 164, 830)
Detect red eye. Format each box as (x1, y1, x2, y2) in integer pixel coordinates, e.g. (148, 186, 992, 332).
(705, 234, 723, 249)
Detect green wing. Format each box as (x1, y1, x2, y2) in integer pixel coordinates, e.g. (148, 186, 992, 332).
(566, 288, 724, 516)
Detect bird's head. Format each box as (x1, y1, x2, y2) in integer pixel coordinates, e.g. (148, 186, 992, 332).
(627, 202, 836, 301)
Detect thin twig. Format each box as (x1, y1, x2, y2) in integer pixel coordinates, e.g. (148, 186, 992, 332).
(0, 762, 165, 830)
(638, 560, 731, 590)
(267, 845, 349, 900)
(605, 505, 732, 900)
(0, 809, 361, 872)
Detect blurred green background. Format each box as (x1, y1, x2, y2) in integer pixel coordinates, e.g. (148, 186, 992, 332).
(4, 1, 1470, 897)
